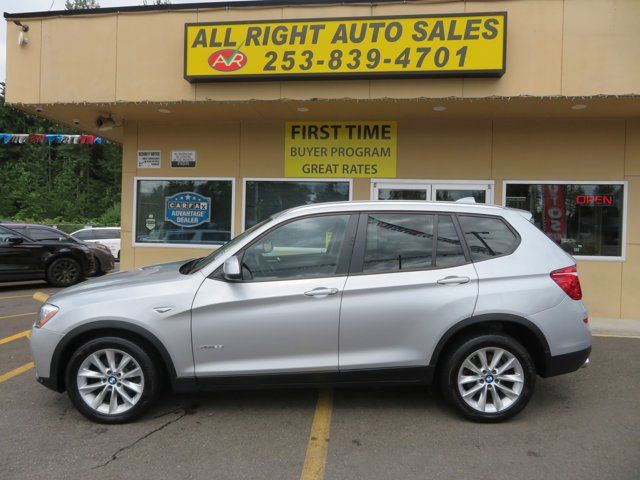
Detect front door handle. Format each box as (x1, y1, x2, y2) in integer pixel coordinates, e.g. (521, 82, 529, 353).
(304, 287, 339, 297)
(437, 276, 470, 285)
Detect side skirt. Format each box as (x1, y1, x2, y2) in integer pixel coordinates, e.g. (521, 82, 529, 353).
(174, 366, 434, 393)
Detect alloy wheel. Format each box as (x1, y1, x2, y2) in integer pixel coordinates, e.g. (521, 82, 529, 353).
(76, 348, 145, 415)
(52, 259, 79, 285)
(456, 347, 525, 414)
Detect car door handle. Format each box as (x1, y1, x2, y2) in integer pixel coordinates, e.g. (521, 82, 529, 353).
(304, 287, 339, 297)
(437, 276, 470, 285)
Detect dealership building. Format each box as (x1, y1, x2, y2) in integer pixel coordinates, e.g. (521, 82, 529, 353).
(4, 0, 639, 319)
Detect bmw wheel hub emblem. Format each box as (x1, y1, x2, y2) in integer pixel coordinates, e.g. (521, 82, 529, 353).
(108, 376, 117, 385)
(485, 374, 494, 383)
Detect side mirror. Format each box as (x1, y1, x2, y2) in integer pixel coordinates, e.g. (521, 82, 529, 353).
(8, 236, 24, 245)
(223, 256, 242, 281)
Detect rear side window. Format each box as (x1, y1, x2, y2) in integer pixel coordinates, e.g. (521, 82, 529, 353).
(96, 229, 119, 239)
(74, 230, 95, 240)
(364, 214, 434, 273)
(459, 215, 518, 260)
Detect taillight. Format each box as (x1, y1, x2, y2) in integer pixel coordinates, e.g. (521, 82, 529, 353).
(550, 265, 582, 300)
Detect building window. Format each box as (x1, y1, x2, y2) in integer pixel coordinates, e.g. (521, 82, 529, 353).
(504, 182, 626, 258)
(134, 178, 233, 246)
(244, 179, 351, 229)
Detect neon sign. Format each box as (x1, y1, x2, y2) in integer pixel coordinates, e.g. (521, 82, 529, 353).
(575, 195, 613, 206)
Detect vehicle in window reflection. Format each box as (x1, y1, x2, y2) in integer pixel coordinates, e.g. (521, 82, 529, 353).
(29, 201, 591, 424)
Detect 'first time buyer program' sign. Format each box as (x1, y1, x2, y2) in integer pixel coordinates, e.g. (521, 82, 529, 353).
(285, 122, 397, 178)
(184, 13, 506, 82)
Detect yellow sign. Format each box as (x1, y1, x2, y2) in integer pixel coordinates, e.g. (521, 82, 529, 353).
(184, 13, 506, 82)
(285, 122, 397, 178)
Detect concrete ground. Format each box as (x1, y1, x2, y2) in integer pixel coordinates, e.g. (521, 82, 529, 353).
(1, 280, 639, 480)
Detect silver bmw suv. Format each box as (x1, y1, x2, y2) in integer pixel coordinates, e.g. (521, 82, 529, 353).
(30, 201, 591, 423)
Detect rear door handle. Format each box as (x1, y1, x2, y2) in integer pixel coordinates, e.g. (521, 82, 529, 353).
(437, 276, 470, 285)
(304, 287, 339, 297)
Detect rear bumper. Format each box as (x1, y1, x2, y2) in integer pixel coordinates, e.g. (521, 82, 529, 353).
(542, 346, 591, 378)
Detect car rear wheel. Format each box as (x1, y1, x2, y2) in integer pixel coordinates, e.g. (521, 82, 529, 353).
(65, 337, 162, 423)
(46, 257, 83, 287)
(440, 333, 535, 422)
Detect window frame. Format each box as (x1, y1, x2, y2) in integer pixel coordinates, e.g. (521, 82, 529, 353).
(242, 177, 353, 232)
(370, 178, 495, 203)
(502, 180, 628, 262)
(349, 211, 472, 276)
(216, 212, 359, 283)
(132, 176, 236, 249)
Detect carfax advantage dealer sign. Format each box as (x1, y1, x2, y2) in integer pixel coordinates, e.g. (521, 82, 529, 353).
(184, 13, 506, 82)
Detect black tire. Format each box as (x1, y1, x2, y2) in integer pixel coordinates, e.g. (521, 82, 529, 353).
(440, 332, 536, 423)
(93, 260, 105, 277)
(65, 337, 162, 424)
(46, 257, 83, 287)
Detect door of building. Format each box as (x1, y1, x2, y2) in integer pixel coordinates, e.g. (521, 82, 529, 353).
(372, 181, 493, 204)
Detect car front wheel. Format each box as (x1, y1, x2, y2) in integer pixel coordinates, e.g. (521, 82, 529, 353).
(440, 333, 536, 422)
(65, 337, 161, 423)
(47, 257, 83, 287)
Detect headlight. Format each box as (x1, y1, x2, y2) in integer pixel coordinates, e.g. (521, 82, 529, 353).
(36, 304, 59, 329)
(96, 243, 110, 253)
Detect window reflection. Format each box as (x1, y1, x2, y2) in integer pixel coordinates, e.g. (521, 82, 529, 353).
(505, 183, 623, 257)
(244, 180, 350, 229)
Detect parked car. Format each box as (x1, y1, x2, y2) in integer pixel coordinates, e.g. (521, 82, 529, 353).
(30, 201, 591, 423)
(0, 225, 96, 287)
(2, 223, 115, 276)
(71, 227, 121, 260)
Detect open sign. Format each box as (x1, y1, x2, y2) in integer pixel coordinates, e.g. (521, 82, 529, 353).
(575, 195, 614, 206)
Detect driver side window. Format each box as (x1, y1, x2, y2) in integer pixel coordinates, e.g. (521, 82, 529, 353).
(241, 215, 351, 281)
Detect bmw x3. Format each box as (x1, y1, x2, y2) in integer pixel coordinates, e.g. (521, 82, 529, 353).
(30, 201, 591, 423)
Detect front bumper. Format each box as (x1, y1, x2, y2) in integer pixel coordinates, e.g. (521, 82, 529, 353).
(542, 346, 592, 378)
(29, 326, 65, 392)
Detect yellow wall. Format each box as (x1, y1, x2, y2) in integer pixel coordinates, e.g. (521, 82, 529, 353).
(4, 0, 639, 320)
(5, 0, 640, 104)
(121, 117, 638, 319)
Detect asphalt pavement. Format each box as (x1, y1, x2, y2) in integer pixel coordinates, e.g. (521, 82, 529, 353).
(1, 280, 639, 480)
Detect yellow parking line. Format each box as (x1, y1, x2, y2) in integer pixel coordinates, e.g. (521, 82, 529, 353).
(0, 329, 30, 346)
(593, 333, 640, 339)
(0, 362, 34, 384)
(300, 389, 334, 480)
(32, 292, 50, 304)
(0, 312, 36, 320)
(0, 294, 34, 300)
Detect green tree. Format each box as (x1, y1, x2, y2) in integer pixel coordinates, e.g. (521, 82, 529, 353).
(65, 0, 100, 9)
(0, 83, 122, 226)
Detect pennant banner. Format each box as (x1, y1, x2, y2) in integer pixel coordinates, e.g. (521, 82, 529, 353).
(0, 133, 107, 145)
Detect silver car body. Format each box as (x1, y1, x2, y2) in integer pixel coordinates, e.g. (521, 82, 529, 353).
(31, 201, 591, 390)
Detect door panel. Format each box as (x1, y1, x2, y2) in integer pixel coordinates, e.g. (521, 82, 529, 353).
(191, 276, 347, 376)
(339, 264, 478, 370)
(0, 228, 42, 275)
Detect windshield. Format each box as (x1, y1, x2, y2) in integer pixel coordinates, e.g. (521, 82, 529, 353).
(185, 217, 272, 273)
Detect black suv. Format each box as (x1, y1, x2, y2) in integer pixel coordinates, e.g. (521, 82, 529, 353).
(0, 224, 96, 287)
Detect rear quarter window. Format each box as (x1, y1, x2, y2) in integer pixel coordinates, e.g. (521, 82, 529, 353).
(74, 230, 95, 240)
(458, 215, 518, 261)
(96, 229, 120, 239)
